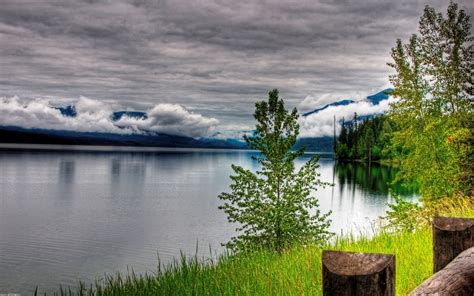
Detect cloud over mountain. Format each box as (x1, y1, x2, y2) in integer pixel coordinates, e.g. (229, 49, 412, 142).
(0, 96, 219, 138)
(299, 93, 396, 138)
(0, 87, 396, 140)
(114, 103, 219, 137)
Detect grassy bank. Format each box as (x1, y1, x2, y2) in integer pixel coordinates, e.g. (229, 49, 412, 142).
(48, 203, 473, 296)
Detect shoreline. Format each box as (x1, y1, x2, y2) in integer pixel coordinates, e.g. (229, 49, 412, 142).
(0, 143, 334, 155)
(335, 157, 397, 166)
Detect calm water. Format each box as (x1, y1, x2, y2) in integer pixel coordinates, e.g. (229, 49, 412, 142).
(0, 145, 417, 294)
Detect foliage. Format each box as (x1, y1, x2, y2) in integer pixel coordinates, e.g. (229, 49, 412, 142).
(387, 1, 473, 200)
(218, 89, 332, 253)
(45, 206, 474, 296)
(335, 114, 396, 162)
(385, 194, 474, 231)
(385, 196, 423, 232)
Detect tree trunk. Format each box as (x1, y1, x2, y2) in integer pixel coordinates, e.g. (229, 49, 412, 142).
(368, 145, 371, 163)
(322, 250, 395, 296)
(410, 247, 474, 296)
(433, 216, 474, 272)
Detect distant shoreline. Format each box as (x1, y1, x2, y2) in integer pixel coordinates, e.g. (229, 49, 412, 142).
(0, 143, 253, 153)
(335, 157, 396, 166)
(0, 143, 334, 155)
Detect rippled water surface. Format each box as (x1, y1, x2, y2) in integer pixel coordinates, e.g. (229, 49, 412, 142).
(0, 145, 417, 294)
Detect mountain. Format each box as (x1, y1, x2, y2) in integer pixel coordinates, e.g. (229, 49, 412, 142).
(1, 90, 393, 152)
(302, 88, 393, 117)
(111, 111, 148, 121)
(366, 88, 393, 105)
(0, 126, 335, 152)
(302, 99, 354, 117)
(53, 106, 151, 122)
(294, 89, 394, 153)
(0, 126, 247, 149)
(293, 136, 334, 153)
(54, 105, 77, 117)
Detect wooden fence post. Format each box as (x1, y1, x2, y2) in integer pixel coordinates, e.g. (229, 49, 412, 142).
(322, 250, 395, 296)
(433, 216, 474, 272)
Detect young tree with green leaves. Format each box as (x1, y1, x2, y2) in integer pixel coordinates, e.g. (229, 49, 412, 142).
(387, 1, 472, 199)
(218, 89, 332, 253)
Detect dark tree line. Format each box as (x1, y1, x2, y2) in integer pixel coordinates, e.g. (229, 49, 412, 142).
(335, 114, 395, 162)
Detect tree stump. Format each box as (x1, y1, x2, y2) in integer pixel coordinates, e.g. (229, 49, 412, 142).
(433, 216, 474, 272)
(410, 247, 474, 296)
(322, 250, 395, 296)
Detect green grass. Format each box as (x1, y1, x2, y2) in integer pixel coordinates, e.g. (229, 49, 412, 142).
(46, 205, 474, 296)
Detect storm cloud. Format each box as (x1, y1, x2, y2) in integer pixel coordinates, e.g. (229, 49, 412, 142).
(0, 0, 472, 135)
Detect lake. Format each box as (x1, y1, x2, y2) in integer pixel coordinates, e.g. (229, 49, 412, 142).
(0, 145, 417, 294)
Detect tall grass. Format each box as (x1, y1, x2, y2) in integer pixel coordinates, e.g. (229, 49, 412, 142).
(43, 202, 473, 296)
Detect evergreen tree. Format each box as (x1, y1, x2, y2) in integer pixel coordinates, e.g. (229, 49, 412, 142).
(218, 89, 332, 253)
(335, 114, 394, 162)
(364, 122, 375, 163)
(336, 117, 349, 158)
(353, 113, 359, 158)
(346, 120, 355, 158)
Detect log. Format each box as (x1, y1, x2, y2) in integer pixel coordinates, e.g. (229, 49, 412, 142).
(410, 247, 474, 296)
(433, 216, 474, 272)
(322, 250, 395, 296)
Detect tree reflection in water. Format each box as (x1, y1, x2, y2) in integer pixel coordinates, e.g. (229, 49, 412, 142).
(335, 161, 418, 197)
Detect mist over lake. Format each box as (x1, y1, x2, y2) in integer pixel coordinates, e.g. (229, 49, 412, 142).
(0, 145, 417, 294)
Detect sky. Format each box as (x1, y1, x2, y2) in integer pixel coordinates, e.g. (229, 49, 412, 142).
(1, 0, 473, 138)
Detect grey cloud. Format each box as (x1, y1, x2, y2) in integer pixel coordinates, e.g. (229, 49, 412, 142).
(0, 0, 472, 133)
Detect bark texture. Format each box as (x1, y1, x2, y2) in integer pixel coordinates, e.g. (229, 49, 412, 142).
(433, 216, 474, 272)
(410, 247, 474, 296)
(322, 250, 395, 296)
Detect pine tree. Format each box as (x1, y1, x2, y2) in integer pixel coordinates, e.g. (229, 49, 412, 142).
(353, 113, 359, 159)
(218, 89, 332, 253)
(336, 117, 349, 158)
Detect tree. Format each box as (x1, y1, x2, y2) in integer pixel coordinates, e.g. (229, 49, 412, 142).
(353, 113, 359, 158)
(218, 89, 332, 253)
(336, 117, 350, 159)
(363, 122, 375, 163)
(335, 114, 393, 162)
(387, 1, 472, 199)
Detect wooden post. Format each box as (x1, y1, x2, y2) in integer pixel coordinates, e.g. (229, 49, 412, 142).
(433, 216, 474, 272)
(410, 247, 474, 295)
(322, 250, 395, 296)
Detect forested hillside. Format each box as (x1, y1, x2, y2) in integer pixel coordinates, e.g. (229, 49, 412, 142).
(335, 114, 395, 162)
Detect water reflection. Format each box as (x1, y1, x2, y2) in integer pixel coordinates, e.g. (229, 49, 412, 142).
(0, 148, 418, 294)
(335, 161, 417, 196)
(110, 155, 148, 200)
(57, 159, 76, 202)
(59, 160, 75, 184)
